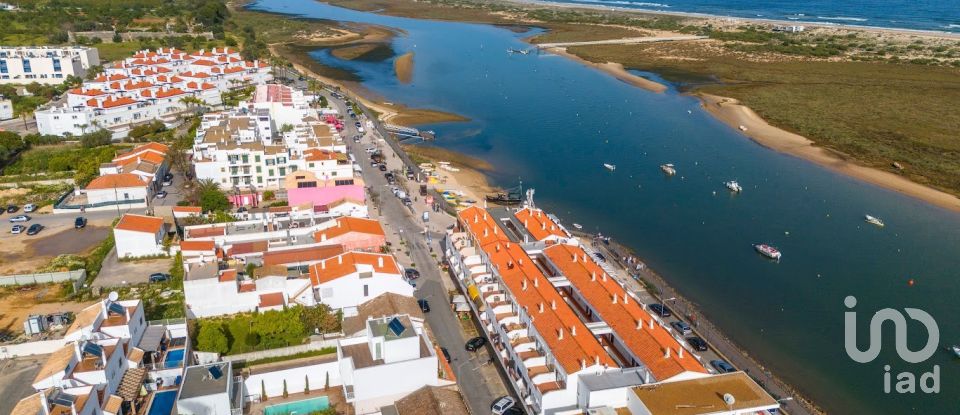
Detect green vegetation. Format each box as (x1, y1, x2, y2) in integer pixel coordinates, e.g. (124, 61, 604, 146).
(4, 143, 117, 186)
(220, 85, 255, 107)
(570, 43, 960, 195)
(84, 229, 115, 284)
(192, 178, 231, 212)
(194, 305, 340, 355)
(233, 347, 337, 370)
(115, 278, 185, 320)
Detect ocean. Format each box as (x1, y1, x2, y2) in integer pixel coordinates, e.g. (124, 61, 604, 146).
(251, 0, 960, 412)
(548, 0, 960, 33)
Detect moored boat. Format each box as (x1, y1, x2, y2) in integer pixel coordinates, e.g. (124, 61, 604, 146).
(754, 244, 782, 260)
(603, 163, 616, 171)
(573, 223, 583, 230)
(725, 180, 743, 192)
(660, 163, 676, 176)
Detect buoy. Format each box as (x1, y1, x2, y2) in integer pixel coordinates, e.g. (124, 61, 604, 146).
(908, 279, 915, 287)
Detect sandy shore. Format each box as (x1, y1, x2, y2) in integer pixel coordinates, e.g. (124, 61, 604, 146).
(394, 52, 414, 84)
(545, 47, 667, 93)
(402, 145, 498, 203)
(699, 93, 960, 213)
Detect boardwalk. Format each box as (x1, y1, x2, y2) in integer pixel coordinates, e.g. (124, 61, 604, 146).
(537, 34, 707, 48)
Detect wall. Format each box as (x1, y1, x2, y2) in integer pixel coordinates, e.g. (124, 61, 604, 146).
(0, 269, 85, 293)
(287, 184, 365, 209)
(114, 228, 164, 258)
(0, 338, 70, 359)
(243, 360, 342, 400)
(222, 338, 338, 363)
(317, 273, 414, 312)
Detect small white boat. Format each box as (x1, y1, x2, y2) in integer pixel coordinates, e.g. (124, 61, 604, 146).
(738, 125, 748, 132)
(950, 345, 960, 358)
(660, 163, 676, 176)
(754, 244, 782, 260)
(864, 215, 885, 227)
(725, 180, 743, 192)
(603, 163, 616, 171)
(573, 223, 583, 230)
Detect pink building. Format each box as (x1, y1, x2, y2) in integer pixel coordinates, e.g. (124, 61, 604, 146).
(285, 170, 365, 208)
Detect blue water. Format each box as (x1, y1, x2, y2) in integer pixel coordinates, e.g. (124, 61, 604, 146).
(164, 348, 185, 368)
(146, 390, 178, 415)
(549, 0, 960, 33)
(252, 1, 960, 413)
(264, 396, 331, 415)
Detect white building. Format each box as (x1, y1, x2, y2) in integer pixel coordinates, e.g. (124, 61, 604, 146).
(309, 251, 413, 316)
(625, 372, 779, 415)
(113, 213, 167, 258)
(177, 361, 242, 415)
(0, 96, 12, 120)
(35, 47, 271, 138)
(337, 315, 447, 414)
(0, 46, 100, 84)
(181, 261, 316, 318)
(83, 173, 150, 206)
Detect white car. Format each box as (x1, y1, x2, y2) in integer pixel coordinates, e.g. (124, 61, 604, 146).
(491, 396, 516, 415)
(9, 215, 30, 223)
(365, 147, 377, 153)
(23, 204, 36, 213)
(11, 225, 24, 234)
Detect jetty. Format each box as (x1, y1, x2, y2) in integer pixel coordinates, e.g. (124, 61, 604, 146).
(383, 123, 436, 141)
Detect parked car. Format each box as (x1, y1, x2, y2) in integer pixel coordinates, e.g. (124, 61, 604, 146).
(149, 273, 171, 283)
(687, 336, 708, 352)
(164, 173, 174, 181)
(418, 299, 430, 313)
(9, 215, 30, 223)
(649, 303, 672, 318)
(23, 203, 36, 213)
(671, 321, 692, 335)
(465, 336, 487, 352)
(162, 179, 173, 186)
(6, 205, 18, 213)
(491, 396, 517, 415)
(378, 164, 387, 172)
(26, 224, 43, 235)
(11, 225, 24, 234)
(711, 360, 736, 374)
(365, 147, 377, 153)
(440, 347, 451, 363)
(155, 190, 168, 199)
(402, 198, 413, 207)
(75, 217, 87, 229)
(405, 268, 420, 280)
(502, 407, 525, 415)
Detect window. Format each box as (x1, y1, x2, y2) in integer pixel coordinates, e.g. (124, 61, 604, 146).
(255, 155, 260, 162)
(52, 58, 61, 72)
(309, 163, 314, 168)
(268, 169, 274, 177)
(363, 285, 369, 296)
(278, 167, 285, 176)
(0, 61, 6, 74)
(298, 181, 317, 189)
(241, 154, 248, 163)
(334, 179, 354, 186)
(21, 59, 31, 73)
(256, 166, 261, 173)
(257, 176, 262, 184)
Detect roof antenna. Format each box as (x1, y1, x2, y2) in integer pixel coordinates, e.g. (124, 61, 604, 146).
(525, 188, 536, 209)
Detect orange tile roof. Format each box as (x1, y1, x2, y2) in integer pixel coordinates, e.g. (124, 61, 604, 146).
(85, 173, 147, 190)
(192, 59, 216, 66)
(219, 269, 237, 283)
(122, 81, 154, 90)
(263, 245, 344, 267)
(186, 226, 225, 238)
(515, 207, 568, 241)
(172, 206, 202, 213)
(115, 214, 164, 234)
(94, 74, 128, 82)
(223, 66, 245, 74)
(258, 292, 285, 308)
(114, 142, 169, 161)
(457, 206, 511, 248)
(484, 239, 617, 374)
(313, 217, 385, 242)
(87, 96, 138, 109)
(70, 88, 105, 96)
(239, 283, 256, 293)
(309, 252, 402, 285)
(544, 244, 707, 380)
(304, 148, 346, 162)
(180, 240, 215, 252)
(155, 88, 187, 98)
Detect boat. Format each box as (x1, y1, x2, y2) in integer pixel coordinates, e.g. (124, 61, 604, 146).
(864, 215, 885, 227)
(949, 345, 960, 358)
(725, 180, 743, 192)
(603, 163, 616, 171)
(753, 244, 782, 260)
(660, 163, 676, 176)
(486, 181, 523, 205)
(573, 223, 583, 230)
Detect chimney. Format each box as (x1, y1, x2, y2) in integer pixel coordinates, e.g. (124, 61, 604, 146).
(551, 299, 556, 310)
(320, 233, 327, 242)
(678, 347, 684, 358)
(558, 327, 564, 340)
(572, 254, 577, 263)
(483, 228, 488, 238)
(524, 219, 528, 228)
(591, 271, 596, 281)
(538, 302, 544, 313)
(612, 294, 618, 304)
(581, 359, 586, 370)
(582, 254, 587, 262)
(473, 214, 478, 224)
(623, 294, 629, 304)
(602, 273, 607, 282)
(337, 255, 342, 264)
(571, 325, 576, 336)
(522, 279, 528, 291)
(649, 318, 655, 329)
(541, 223, 546, 230)
(664, 348, 671, 358)
(636, 319, 643, 329)
(321, 259, 326, 269)
(644, 371, 651, 383)
(337, 220, 342, 228)
(377, 257, 384, 268)
(595, 355, 600, 366)
(533, 278, 539, 288)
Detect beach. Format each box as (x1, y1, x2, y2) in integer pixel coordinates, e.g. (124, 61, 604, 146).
(542, 47, 667, 93)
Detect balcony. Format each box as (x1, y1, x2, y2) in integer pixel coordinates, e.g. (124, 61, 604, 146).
(535, 381, 562, 395)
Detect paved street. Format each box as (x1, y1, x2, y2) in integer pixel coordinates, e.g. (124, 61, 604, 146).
(0, 356, 44, 415)
(328, 93, 512, 415)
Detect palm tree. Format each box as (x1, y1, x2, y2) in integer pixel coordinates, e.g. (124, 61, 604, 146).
(20, 109, 33, 131)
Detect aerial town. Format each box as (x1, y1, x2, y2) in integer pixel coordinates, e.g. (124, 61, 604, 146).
(0, 40, 784, 415)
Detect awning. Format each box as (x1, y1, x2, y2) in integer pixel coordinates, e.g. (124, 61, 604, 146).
(117, 368, 147, 400)
(137, 325, 166, 352)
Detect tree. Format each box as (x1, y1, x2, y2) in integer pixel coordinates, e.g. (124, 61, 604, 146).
(112, 32, 122, 43)
(79, 130, 111, 148)
(196, 323, 228, 354)
(304, 375, 310, 394)
(325, 372, 330, 391)
(282, 380, 288, 398)
(195, 179, 230, 212)
(261, 379, 267, 402)
(300, 304, 340, 335)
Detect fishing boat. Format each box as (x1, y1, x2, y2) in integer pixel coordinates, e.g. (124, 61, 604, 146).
(725, 180, 743, 192)
(603, 163, 616, 171)
(485, 181, 523, 205)
(660, 163, 676, 176)
(864, 215, 885, 227)
(754, 244, 782, 260)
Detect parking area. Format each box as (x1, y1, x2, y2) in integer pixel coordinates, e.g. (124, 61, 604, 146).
(0, 356, 45, 413)
(93, 246, 172, 288)
(0, 211, 117, 275)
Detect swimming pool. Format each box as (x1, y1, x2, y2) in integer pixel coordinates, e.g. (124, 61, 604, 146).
(264, 396, 330, 415)
(164, 348, 185, 368)
(146, 390, 178, 415)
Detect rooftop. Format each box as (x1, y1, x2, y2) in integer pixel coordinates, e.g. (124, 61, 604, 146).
(309, 252, 402, 285)
(630, 372, 778, 415)
(85, 173, 147, 190)
(179, 362, 231, 400)
(115, 214, 164, 234)
(393, 386, 469, 415)
(342, 293, 424, 335)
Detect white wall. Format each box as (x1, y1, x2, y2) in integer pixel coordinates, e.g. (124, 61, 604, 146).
(352, 355, 440, 414)
(114, 228, 164, 258)
(87, 185, 148, 204)
(243, 361, 342, 400)
(178, 392, 231, 415)
(0, 338, 69, 358)
(317, 273, 413, 312)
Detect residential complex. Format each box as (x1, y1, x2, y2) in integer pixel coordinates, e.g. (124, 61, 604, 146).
(0, 46, 100, 84)
(36, 47, 271, 138)
(55, 142, 172, 213)
(444, 205, 780, 414)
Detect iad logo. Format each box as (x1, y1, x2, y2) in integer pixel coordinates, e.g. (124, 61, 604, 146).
(844, 295, 940, 393)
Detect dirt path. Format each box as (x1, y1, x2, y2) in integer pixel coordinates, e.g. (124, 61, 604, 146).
(698, 93, 960, 213)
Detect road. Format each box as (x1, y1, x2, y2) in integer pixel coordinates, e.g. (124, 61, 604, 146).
(327, 93, 512, 415)
(0, 356, 44, 414)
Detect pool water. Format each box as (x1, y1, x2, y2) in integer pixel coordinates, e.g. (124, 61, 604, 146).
(164, 348, 185, 368)
(146, 390, 178, 415)
(264, 396, 330, 415)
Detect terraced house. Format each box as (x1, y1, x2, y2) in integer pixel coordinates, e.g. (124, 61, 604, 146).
(444, 205, 778, 414)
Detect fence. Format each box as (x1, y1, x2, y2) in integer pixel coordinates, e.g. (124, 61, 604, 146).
(0, 269, 85, 291)
(221, 338, 339, 363)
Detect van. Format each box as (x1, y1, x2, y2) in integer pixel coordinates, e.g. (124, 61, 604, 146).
(422, 211, 429, 223)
